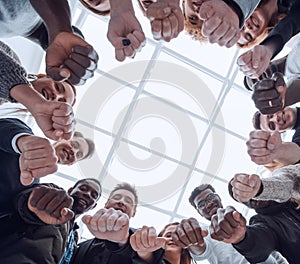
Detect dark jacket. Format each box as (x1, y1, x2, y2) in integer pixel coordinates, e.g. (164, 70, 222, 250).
(0, 183, 70, 264)
(71, 228, 164, 264)
(233, 201, 300, 264)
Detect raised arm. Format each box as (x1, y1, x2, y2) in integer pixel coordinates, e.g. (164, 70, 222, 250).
(29, 0, 99, 85)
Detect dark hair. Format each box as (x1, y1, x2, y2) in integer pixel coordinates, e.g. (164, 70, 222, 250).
(158, 222, 195, 264)
(73, 131, 95, 159)
(79, 0, 110, 16)
(252, 111, 261, 130)
(73, 178, 102, 199)
(110, 182, 138, 207)
(33, 74, 77, 106)
(189, 184, 215, 209)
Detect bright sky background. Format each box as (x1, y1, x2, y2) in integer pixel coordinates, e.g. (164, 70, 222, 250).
(1, 1, 296, 263)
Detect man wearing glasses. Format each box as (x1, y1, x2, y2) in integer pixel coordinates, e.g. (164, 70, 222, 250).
(171, 184, 282, 263)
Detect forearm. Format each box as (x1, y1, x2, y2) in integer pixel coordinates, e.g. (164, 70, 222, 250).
(109, 0, 135, 15)
(10, 84, 45, 112)
(0, 44, 30, 102)
(29, 0, 72, 42)
(233, 224, 276, 263)
(273, 142, 300, 165)
(285, 79, 300, 106)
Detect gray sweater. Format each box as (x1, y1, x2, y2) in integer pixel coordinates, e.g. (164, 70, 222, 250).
(0, 41, 30, 103)
(254, 163, 300, 202)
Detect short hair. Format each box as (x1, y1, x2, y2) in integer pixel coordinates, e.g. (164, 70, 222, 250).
(109, 182, 138, 206)
(252, 111, 261, 130)
(189, 184, 215, 209)
(79, 0, 110, 16)
(73, 131, 95, 159)
(73, 178, 102, 199)
(182, 0, 207, 41)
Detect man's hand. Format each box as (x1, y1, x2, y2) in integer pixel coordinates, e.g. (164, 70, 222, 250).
(237, 45, 273, 79)
(246, 130, 282, 165)
(130, 226, 167, 262)
(46, 32, 98, 85)
(146, 0, 184, 42)
(172, 218, 207, 255)
(107, 11, 145, 62)
(199, 0, 240, 47)
(28, 185, 74, 225)
(82, 208, 130, 244)
(29, 100, 75, 141)
(210, 206, 246, 244)
(252, 73, 286, 114)
(17, 135, 58, 186)
(231, 173, 261, 202)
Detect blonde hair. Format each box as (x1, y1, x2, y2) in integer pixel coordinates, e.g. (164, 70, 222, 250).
(181, 0, 207, 41)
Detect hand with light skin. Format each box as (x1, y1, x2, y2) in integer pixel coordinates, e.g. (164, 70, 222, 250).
(28, 185, 74, 225)
(146, 0, 184, 42)
(199, 0, 240, 47)
(237, 45, 273, 79)
(82, 208, 130, 245)
(17, 135, 58, 186)
(210, 206, 247, 244)
(10, 84, 75, 141)
(231, 173, 262, 202)
(107, 0, 146, 62)
(252, 72, 286, 115)
(130, 226, 167, 262)
(172, 218, 208, 256)
(46, 32, 99, 85)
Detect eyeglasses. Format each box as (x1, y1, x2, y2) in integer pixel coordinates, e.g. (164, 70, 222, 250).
(196, 193, 219, 211)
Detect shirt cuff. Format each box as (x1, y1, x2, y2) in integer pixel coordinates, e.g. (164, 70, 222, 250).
(11, 133, 31, 154)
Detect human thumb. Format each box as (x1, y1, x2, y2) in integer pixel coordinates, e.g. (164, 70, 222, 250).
(268, 131, 281, 150)
(20, 171, 34, 186)
(47, 67, 71, 82)
(199, 2, 214, 20)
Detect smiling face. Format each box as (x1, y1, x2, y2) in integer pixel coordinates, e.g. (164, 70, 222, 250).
(53, 137, 89, 165)
(137, 0, 157, 13)
(69, 179, 101, 215)
(238, 8, 269, 46)
(193, 189, 222, 220)
(162, 224, 182, 255)
(184, 0, 206, 28)
(105, 189, 136, 218)
(32, 76, 75, 106)
(260, 108, 297, 132)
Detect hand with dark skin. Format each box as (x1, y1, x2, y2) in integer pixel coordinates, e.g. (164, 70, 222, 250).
(82, 208, 130, 245)
(231, 173, 262, 202)
(29, 0, 99, 85)
(28, 185, 74, 225)
(107, 0, 145, 61)
(210, 206, 247, 244)
(17, 135, 58, 186)
(252, 73, 286, 115)
(199, 0, 240, 47)
(146, 0, 184, 42)
(172, 218, 208, 255)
